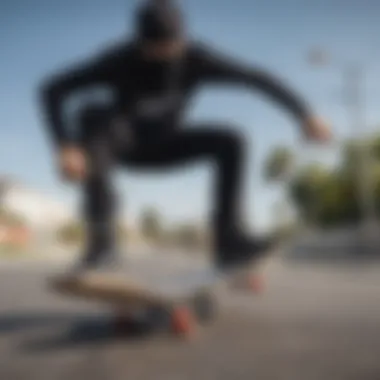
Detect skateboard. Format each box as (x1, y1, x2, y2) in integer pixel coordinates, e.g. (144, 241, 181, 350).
(49, 253, 271, 338)
(50, 270, 218, 338)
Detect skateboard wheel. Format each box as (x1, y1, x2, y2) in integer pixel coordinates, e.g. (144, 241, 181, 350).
(170, 306, 195, 337)
(146, 306, 171, 330)
(193, 292, 216, 323)
(113, 313, 137, 333)
(247, 274, 265, 294)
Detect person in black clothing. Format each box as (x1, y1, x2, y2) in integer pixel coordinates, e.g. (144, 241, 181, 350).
(39, 0, 331, 274)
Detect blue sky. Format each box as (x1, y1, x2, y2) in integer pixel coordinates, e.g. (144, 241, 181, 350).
(1, 0, 379, 231)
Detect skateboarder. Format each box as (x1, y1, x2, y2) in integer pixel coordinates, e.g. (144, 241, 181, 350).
(39, 0, 331, 275)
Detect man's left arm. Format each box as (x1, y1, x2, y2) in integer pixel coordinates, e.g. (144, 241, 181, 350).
(196, 45, 309, 119)
(194, 44, 331, 141)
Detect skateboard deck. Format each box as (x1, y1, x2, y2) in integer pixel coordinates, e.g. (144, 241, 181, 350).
(50, 268, 219, 309)
(49, 253, 270, 337)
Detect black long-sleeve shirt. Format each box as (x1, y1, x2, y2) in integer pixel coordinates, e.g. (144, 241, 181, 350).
(40, 40, 311, 147)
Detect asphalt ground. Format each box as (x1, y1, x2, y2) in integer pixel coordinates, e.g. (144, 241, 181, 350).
(0, 255, 379, 380)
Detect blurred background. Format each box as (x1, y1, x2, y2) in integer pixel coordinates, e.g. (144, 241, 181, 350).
(1, 1, 380, 379)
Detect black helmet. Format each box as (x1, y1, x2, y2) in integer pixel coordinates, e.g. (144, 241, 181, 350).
(135, 0, 184, 41)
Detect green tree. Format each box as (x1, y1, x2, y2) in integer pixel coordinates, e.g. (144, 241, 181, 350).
(290, 163, 339, 225)
(371, 135, 380, 160)
(264, 146, 295, 235)
(264, 134, 380, 229)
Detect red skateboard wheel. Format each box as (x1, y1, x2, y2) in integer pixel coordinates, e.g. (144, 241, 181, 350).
(171, 306, 195, 337)
(247, 274, 265, 294)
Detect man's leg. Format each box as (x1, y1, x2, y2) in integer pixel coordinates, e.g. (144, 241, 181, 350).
(124, 124, 269, 267)
(125, 126, 244, 223)
(78, 105, 119, 269)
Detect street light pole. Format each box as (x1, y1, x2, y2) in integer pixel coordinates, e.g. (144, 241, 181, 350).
(345, 65, 376, 236)
(308, 49, 377, 238)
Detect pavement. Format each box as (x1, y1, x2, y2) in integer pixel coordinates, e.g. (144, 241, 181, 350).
(0, 253, 379, 380)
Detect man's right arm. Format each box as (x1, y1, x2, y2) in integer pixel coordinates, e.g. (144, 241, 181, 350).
(39, 53, 117, 148)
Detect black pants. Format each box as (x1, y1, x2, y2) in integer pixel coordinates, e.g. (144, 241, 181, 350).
(79, 106, 247, 258)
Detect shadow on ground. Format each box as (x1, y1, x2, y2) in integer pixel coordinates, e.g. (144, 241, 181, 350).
(0, 311, 157, 353)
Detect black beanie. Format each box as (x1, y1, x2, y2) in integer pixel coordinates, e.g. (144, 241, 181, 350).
(135, 0, 183, 41)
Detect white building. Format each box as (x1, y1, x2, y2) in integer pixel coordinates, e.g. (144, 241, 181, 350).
(0, 176, 74, 231)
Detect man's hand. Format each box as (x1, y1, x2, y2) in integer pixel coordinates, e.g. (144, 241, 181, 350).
(302, 116, 332, 143)
(58, 145, 88, 182)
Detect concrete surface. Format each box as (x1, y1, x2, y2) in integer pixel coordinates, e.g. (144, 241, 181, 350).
(0, 254, 379, 380)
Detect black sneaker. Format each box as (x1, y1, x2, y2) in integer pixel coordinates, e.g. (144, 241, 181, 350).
(215, 233, 275, 272)
(66, 249, 124, 278)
